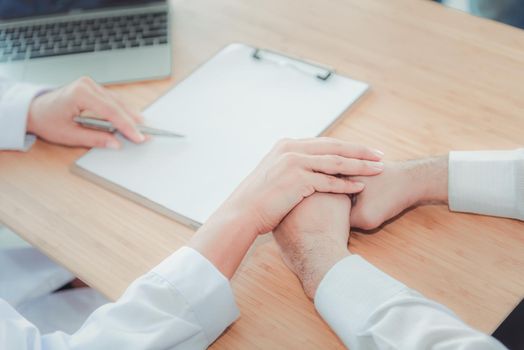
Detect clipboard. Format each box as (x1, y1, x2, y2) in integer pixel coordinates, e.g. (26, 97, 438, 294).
(73, 43, 369, 229)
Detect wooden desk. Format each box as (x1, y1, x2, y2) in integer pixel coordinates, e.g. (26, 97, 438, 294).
(1, 0, 523, 348)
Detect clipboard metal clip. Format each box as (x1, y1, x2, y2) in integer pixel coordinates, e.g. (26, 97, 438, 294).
(252, 48, 335, 81)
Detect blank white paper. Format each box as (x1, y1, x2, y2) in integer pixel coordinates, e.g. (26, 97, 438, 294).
(75, 43, 368, 227)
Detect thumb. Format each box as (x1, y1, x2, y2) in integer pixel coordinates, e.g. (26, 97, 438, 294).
(61, 127, 121, 149)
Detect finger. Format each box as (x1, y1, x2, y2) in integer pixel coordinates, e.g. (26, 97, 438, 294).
(303, 155, 384, 176)
(276, 137, 384, 161)
(309, 173, 365, 194)
(95, 86, 145, 124)
(91, 89, 145, 140)
(79, 88, 145, 143)
(57, 125, 121, 149)
(105, 89, 145, 124)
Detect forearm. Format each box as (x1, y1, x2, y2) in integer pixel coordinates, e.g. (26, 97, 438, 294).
(290, 236, 350, 299)
(188, 203, 259, 279)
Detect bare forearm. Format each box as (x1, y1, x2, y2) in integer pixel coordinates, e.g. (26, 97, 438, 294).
(188, 205, 258, 280)
(292, 237, 350, 299)
(409, 155, 449, 205)
(273, 193, 352, 299)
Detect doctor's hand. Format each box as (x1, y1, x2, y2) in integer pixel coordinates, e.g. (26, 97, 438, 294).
(273, 192, 352, 299)
(350, 157, 448, 230)
(26, 76, 146, 149)
(189, 138, 382, 279)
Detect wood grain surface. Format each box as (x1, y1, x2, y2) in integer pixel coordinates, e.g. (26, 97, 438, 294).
(1, 0, 523, 348)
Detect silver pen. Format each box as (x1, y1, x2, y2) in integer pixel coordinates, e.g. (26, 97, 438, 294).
(74, 116, 184, 138)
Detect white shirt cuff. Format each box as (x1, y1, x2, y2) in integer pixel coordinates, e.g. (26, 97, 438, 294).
(314, 255, 406, 340)
(151, 246, 240, 344)
(448, 149, 524, 220)
(0, 83, 49, 151)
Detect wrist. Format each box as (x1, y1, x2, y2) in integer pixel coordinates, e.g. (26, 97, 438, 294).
(293, 237, 350, 299)
(407, 156, 449, 205)
(188, 204, 259, 279)
(215, 201, 261, 238)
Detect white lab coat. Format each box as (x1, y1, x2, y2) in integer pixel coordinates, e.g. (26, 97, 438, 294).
(0, 231, 108, 335)
(2, 247, 239, 349)
(0, 79, 44, 150)
(0, 80, 514, 349)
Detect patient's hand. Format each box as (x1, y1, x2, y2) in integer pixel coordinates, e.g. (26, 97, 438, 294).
(350, 157, 448, 230)
(191, 139, 382, 279)
(273, 192, 351, 299)
(27, 76, 146, 148)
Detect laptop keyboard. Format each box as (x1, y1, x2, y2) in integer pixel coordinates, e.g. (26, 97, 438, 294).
(0, 11, 168, 62)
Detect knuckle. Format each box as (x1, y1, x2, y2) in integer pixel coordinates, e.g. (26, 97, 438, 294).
(78, 76, 95, 86)
(332, 155, 345, 168)
(279, 152, 301, 168)
(298, 175, 315, 197)
(327, 175, 339, 186)
(274, 138, 294, 153)
(70, 80, 90, 98)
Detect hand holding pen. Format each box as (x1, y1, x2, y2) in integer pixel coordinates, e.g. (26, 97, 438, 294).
(27, 77, 150, 149)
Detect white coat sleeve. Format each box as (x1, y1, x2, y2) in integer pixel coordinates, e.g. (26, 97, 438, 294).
(0, 80, 47, 151)
(448, 149, 524, 220)
(1, 246, 240, 350)
(314, 255, 506, 350)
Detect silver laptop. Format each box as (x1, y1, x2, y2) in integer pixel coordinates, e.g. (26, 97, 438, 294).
(0, 0, 171, 85)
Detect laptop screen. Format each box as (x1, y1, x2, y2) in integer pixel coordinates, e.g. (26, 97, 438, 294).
(0, 1, 164, 20)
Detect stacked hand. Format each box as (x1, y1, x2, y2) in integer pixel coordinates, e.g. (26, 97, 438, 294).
(273, 157, 449, 299)
(189, 138, 384, 278)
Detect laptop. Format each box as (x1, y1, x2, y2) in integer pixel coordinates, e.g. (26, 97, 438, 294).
(0, 0, 171, 85)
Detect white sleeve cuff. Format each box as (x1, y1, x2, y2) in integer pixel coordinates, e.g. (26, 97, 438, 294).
(0, 83, 49, 151)
(151, 246, 240, 344)
(314, 255, 406, 342)
(449, 149, 524, 220)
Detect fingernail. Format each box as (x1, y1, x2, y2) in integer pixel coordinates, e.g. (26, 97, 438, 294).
(373, 149, 384, 158)
(369, 161, 384, 170)
(105, 140, 121, 149)
(136, 132, 146, 142)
